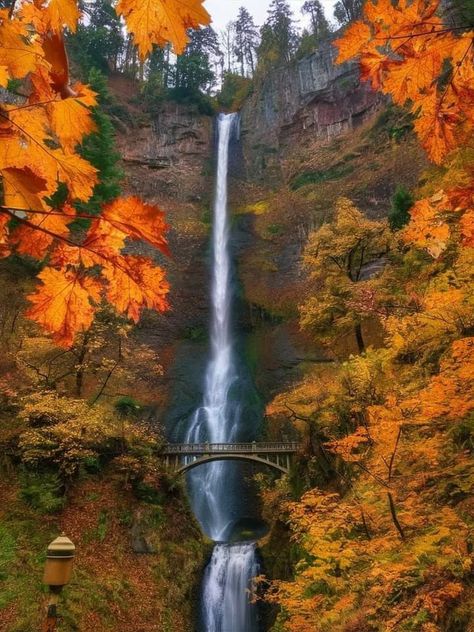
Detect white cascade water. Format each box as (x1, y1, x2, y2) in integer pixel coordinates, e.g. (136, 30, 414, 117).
(202, 543, 259, 632)
(185, 113, 259, 631)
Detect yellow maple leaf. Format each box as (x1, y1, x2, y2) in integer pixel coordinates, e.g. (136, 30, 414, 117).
(2, 166, 48, 211)
(116, 0, 211, 58)
(0, 9, 46, 79)
(47, 96, 97, 152)
(41, 0, 81, 33)
(403, 195, 451, 258)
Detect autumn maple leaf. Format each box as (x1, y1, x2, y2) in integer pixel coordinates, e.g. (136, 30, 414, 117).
(116, 0, 211, 58)
(100, 197, 170, 256)
(0, 0, 209, 347)
(26, 268, 102, 347)
(335, 0, 474, 165)
(102, 255, 170, 322)
(402, 194, 451, 259)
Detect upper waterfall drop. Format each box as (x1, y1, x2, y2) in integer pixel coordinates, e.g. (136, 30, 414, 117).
(185, 112, 243, 542)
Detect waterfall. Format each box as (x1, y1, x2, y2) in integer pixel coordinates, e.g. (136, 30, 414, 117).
(185, 113, 260, 631)
(202, 543, 259, 632)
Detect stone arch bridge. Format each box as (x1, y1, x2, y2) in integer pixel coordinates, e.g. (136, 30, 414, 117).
(161, 442, 302, 476)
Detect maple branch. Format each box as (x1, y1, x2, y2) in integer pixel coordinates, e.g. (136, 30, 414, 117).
(1, 209, 134, 279)
(1, 207, 80, 250)
(284, 403, 312, 422)
(375, 25, 468, 41)
(90, 361, 119, 405)
(388, 427, 402, 483)
(439, 39, 473, 107)
(387, 492, 406, 540)
(0, 205, 99, 222)
(360, 507, 372, 540)
(355, 461, 390, 488)
(5, 98, 63, 113)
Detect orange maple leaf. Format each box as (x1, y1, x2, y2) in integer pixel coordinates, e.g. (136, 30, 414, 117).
(39, 0, 81, 33)
(100, 197, 170, 255)
(12, 205, 75, 259)
(335, 21, 372, 64)
(102, 255, 170, 322)
(335, 0, 474, 165)
(0, 9, 46, 80)
(0, 65, 8, 87)
(116, 0, 211, 58)
(2, 167, 48, 211)
(26, 268, 102, 347)
(414, 90, 459, 164)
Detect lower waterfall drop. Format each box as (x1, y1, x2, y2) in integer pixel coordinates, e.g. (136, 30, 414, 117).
(202, 543, 259, 632)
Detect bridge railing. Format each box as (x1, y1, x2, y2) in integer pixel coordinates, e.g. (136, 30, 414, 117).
(162, 442, 302, 455)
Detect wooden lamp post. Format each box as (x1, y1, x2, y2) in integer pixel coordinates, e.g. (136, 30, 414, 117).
(42, 534, 75, 632)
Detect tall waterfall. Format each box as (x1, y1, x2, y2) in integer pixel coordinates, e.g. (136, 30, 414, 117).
(185, 113, 259, 631)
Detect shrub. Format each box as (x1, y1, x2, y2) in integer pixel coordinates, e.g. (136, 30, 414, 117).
(389, 185, 414, 230)
(18, 392, 160, 479)
(19, 471, 65, 514)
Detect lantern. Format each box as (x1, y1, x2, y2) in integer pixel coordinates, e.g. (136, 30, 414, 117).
(43, 534, 75, 589)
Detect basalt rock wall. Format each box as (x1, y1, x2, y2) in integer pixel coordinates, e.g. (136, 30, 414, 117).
(240, 44, 383, 181)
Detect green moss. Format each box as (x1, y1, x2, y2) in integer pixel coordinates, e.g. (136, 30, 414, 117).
(290, 164, 355, 190)
(267, 224, 283, 236)
(182, 325, 207, 342)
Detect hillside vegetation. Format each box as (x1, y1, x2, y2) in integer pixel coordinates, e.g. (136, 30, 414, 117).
(242, 2, 474, 630)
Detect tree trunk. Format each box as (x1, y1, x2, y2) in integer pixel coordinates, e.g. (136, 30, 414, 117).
(75, 333, 89, 397)
(355, 322, 365, 354)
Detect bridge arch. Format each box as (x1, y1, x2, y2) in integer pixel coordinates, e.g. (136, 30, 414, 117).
(176, 453, 289, 476)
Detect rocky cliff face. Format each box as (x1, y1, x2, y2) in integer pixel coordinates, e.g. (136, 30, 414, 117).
(112, 96, 215, 421)
(116, 100, 213, 202)
(240, 44, 383, 181)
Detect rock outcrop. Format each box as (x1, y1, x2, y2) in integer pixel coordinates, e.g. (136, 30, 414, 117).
(240, 44, 383, 180)
(116, 100, 213, 202)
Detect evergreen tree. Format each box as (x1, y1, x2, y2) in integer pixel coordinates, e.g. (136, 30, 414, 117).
(173, 27, 221, 97)
(233, 7, 259, 76)
(389, 186, 414, 231)
(333, 0, 363, 25)
(68, 0, 124, 75)
(302, 1, 330, 42)
(258, 0, 298, 69)
(76, 69, 123, 215)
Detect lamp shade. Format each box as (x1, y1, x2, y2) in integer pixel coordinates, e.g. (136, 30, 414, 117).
(43, 534, 75, 587)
